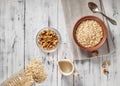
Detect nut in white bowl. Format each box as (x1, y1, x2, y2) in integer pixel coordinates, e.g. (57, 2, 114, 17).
(36, 27, 61, 53)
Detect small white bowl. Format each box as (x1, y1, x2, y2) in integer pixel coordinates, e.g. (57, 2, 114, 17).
(36, 27, 61, 53)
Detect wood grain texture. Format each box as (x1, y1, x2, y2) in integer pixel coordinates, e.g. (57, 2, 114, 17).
(0, 0, 120, 86)
(101, 0, 120, 86)
(0, 0, 24, 83)
(25, 0, 58, 86)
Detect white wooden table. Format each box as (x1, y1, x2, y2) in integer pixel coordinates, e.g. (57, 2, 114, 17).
(0, 0, 120, 86)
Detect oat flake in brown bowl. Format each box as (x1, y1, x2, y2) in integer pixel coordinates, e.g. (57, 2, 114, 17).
(76, 20, 103, 48)
(73, 16, 108, 52)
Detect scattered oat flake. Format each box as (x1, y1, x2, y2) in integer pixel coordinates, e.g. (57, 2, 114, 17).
(103, 68, 109, 74)
(101, 62, 106, 68)
(26, 59, 47, 83)
(74, 72, 79, 76)
(107, 61, 111, 66)
(92, 51, 98, 57)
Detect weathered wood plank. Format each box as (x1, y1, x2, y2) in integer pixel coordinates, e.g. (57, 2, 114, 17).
(101, 0, 120, 86)
(0, 0, 24, 83)
(25, 0, 58, 86)
(43, 0, 58, 86)
(25, 0, 49, 86)
(57, 0, 75, 85)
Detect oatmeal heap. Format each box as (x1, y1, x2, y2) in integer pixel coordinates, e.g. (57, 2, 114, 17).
(101, 60, 111, 75)
(76, 20, 103, 48)
(25, 59, 47, 83)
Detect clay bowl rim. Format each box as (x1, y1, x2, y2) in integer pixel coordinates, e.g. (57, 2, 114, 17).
(73, 16, 108, 51)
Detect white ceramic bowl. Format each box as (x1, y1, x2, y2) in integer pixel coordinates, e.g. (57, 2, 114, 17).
(36, 27, 61, 53)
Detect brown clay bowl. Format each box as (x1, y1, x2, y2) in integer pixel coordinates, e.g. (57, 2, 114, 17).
(73, 16, 108, 52)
